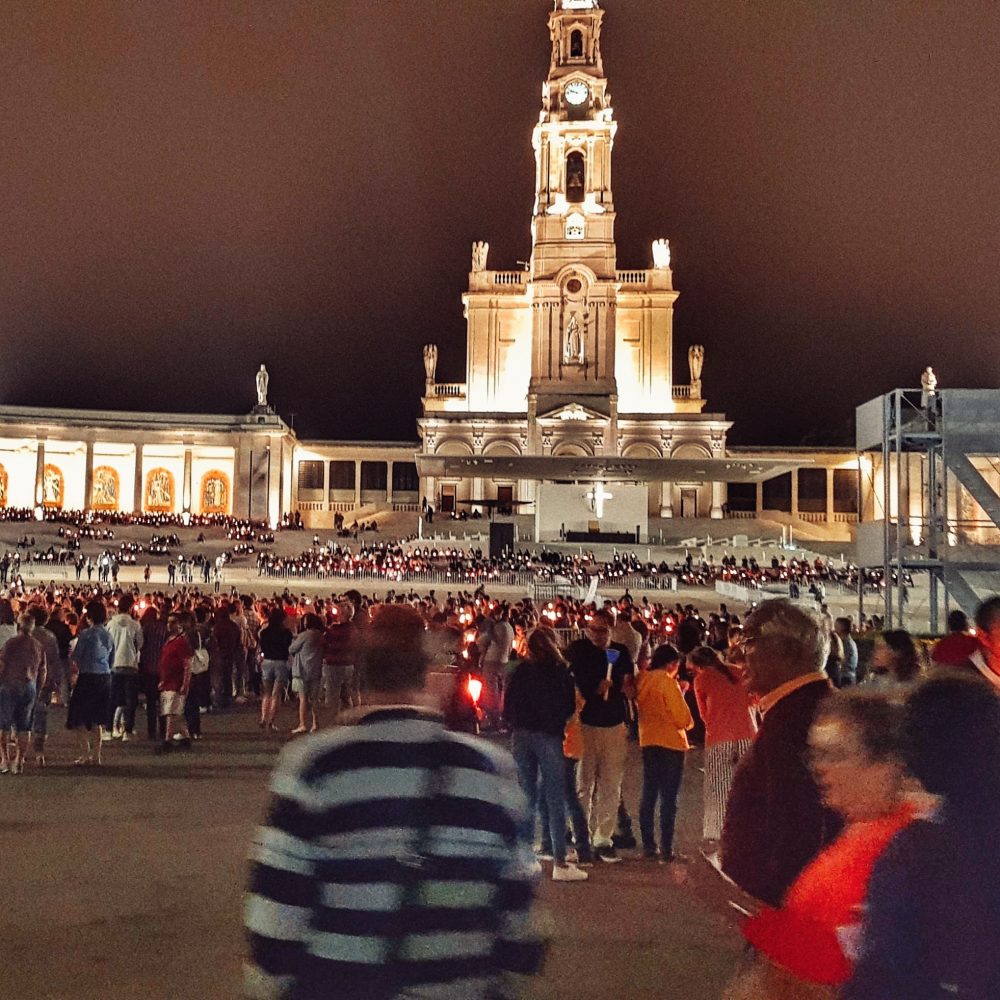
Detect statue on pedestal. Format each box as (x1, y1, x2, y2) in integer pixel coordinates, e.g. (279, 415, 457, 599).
(471, 241, 490, 272)
(920, 366, 937, 409)
(652, 238, 671, 269)
(256, 364, 269, 408)
(688, 344, 705, 397)
(422, 344, 438, 385)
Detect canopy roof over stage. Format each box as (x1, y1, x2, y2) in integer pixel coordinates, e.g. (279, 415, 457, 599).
(415, 454, 811, 483)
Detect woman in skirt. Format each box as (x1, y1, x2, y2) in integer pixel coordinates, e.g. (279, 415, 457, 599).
(67, 599, 116, 766)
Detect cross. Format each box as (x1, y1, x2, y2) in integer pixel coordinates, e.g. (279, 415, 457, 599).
(585, 483, 614, 519)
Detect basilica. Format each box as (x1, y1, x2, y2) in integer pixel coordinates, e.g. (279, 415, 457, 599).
(0, 1, 867, 540)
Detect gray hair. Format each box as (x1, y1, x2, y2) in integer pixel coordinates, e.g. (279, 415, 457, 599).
(745, 599, 829, 673)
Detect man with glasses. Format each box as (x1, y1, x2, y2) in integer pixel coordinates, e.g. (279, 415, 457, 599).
(721, 599, 841, 905)
(567, 609, 636, 862)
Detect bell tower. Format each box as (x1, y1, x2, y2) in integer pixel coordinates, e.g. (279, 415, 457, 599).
(529, 0, 619, 407)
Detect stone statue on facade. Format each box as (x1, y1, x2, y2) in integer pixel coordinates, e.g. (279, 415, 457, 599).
(422, 343, 438, 385)
(688, 344, 705, 397)
(563, 313, 584, 365)
(256, 364, 269, 408)
(471, 241, 490, 272)
(652, 238, 671, 269)
(920, 366, 938, 409)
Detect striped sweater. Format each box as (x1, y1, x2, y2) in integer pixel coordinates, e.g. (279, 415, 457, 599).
(244, 707, 544, 1000)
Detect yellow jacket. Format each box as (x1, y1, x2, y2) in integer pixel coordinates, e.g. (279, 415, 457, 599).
(636, 669, 694, 750)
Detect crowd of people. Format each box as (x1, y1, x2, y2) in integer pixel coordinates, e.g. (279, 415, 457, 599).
(0, 575, 996, 997)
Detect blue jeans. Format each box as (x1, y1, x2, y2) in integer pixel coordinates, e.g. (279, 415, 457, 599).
(639, 746, 685, 856)
(511, 729, 568, 863)
(538, 756, 592, 860)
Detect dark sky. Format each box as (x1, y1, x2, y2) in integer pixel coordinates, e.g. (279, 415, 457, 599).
(3, 1, 999, 446)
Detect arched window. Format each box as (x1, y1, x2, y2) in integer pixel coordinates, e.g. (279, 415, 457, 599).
(200, 470, 230, 514)
(570, 29, 584, 58)
(91, 466, 120, 511)
(42, 464, 64, 509)
(145, 468, 175, 512)
(566, 151, 585, 203)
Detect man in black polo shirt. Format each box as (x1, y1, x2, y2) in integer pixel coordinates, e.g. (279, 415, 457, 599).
(567, 609, 636, 862)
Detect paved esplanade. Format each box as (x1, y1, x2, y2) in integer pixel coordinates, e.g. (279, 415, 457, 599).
(3, 709, 743, 1000)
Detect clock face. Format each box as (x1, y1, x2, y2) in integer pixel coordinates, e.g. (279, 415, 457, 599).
(564, 81, 590, 107)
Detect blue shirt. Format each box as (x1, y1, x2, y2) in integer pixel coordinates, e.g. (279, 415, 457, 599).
(73, 625, 115, 675)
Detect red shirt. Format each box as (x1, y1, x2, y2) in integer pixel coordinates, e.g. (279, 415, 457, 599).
(743, 803, 914, 984)
(694, 666, 757, 746)
(159, 635, 193, 692)
(931, 632, 979, 666)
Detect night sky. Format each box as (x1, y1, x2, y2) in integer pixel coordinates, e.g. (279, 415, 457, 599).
(3, 1, 999, 446)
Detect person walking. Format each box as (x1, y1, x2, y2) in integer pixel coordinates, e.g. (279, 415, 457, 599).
(106, 593, 143, 741)
(504, 627, 588, 881)
(288, 613, 324, 734)
(690, 645, 756, 851)
(139, 605, 168, 741)
(244, 604, 545, 999)
(258, 606, 292, 731)
(0, 613, 47, 774)
(635, 643, 694, 863)
(67, 600, 115, 766)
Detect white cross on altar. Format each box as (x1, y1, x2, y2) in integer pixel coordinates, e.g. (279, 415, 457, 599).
(585, 483, 614, 518)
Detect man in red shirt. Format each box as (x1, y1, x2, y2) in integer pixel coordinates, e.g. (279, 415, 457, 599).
(157, 613, 193, 754)
(930, 610, 979, 667)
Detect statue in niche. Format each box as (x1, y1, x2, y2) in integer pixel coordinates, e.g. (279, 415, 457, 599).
(652, 238, 671, 269)
(920, 366, 938, 409)
(147, 470, 173, 510)
(203, 475, 227, 511)
(92, 467, 119, 508)
(471, 241, 489, 272)
(256, 364, 269, 407)
(688, 344, 705, 396)
(563, 313, 585, 365)
(422, 343, 438, 384)
(43, 465, 62, 506)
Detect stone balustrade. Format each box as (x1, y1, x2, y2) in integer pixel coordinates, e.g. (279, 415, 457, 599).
(672, 385, 692, 399)
(433, 383, 467, 398)
(616, 269, 648, 286)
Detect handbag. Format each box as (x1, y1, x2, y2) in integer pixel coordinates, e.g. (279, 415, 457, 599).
(190, 632, 210, 675)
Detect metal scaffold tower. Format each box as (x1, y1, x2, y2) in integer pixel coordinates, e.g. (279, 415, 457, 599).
(856, 389, 1000, 632)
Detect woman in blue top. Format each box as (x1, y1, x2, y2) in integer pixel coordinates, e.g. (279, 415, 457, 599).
(67, 600, 115, 765)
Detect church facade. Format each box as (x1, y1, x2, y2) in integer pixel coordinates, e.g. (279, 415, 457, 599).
(416, 0, 732, 529)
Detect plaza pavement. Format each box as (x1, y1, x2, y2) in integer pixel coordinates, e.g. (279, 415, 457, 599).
(1, 705, 745, 1000)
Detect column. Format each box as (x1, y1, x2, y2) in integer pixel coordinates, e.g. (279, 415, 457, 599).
(83, 441, 95, 510)
(791, 469, 800, 520)
(660, 481, 673, 518)
(755, 480, 764, 517)
(323, 457, 331, 509)
(826, 467, 835, 523)
(133, 445, 144, 513)
(34, 441, 45, 507)
(472, 476, 484, 514)
(182, 448, 193, 513)
(267, 441, 281, 526)
(710, 480, 724, 519)
(354, 459, 362, 509)
(386, 460, 394, 506)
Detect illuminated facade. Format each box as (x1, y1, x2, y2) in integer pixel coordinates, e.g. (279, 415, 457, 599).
(416, 0, 731, 521)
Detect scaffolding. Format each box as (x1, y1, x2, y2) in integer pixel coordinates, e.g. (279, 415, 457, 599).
(856, 389, 1000, 632)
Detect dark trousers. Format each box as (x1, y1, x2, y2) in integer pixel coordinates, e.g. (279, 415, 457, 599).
(538, 756, 592, 860)
(142, 673, 165, 741)
(186, 673, 209, 736)
(109, 672, 140, 733)
(639, 746, 685, 856)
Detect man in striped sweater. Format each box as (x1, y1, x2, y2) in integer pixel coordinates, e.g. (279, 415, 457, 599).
(244, 604, 544, 1000)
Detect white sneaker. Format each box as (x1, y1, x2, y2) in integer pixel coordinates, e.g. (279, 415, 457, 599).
(552, 863, 589, 882)
(100, 732, 114, 743)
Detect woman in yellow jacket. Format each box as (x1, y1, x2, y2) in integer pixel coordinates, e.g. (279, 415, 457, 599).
(636, 643, 694, 862)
